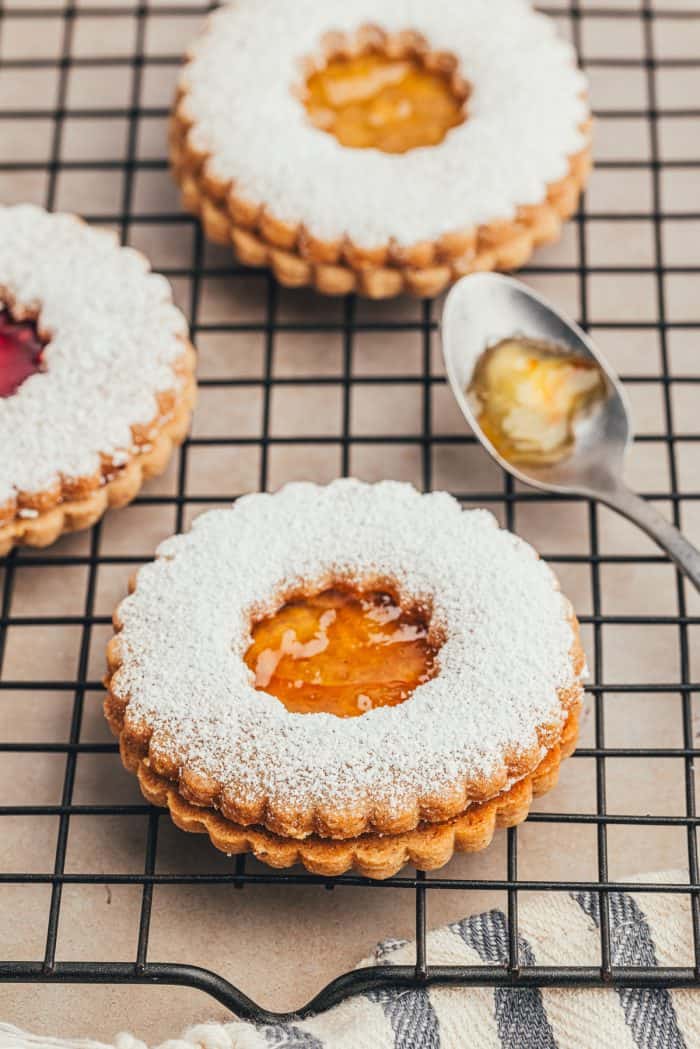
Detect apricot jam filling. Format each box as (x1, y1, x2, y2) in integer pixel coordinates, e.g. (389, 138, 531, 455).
(0, 308, 45, 398)
(303, 50, 467, 154)
(244, 587, 439, 717)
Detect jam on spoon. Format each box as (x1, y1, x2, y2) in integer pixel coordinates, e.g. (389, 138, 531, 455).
(468, 336, 606, 466)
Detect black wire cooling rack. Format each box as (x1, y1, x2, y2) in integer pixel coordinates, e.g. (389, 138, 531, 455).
(1, 0, 700, 1027)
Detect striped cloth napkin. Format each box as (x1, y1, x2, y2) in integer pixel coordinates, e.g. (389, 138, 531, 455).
(2, 870, 698, 1049)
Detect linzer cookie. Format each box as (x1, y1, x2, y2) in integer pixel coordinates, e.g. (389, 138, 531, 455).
(171, 0, 591, 299)
(0, 205, 196, 556)
(105, 480, 585, 879)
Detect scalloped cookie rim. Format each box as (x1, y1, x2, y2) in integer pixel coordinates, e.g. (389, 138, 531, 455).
(129, 706, 581, 880)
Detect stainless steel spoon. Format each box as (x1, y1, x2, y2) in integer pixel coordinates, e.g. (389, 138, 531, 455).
(441, 272, 700, 591)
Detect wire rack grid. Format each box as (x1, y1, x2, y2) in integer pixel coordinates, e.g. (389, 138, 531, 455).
(1, 0, 700, 1031)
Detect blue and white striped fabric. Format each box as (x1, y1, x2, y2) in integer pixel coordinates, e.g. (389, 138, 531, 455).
(2, 871, 698, 1049)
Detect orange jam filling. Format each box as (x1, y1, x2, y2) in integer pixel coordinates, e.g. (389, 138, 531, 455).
(304, 52, 466, 154)
(468, 337, 607, 466)
(244, 587, 438, 717)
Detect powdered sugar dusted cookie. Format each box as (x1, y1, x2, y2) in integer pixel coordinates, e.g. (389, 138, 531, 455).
(106, 480, 585, 875)
(172, 0, 591, 298)
(0, 205, 196, 555)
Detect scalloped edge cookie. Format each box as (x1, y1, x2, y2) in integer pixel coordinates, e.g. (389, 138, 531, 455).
(0, 204, 198, 557)
(103, 481, 586, 844)
(170, 18, 592, 299)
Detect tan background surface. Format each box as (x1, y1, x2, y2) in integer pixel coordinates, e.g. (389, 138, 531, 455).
(1, 0, 700, 1043)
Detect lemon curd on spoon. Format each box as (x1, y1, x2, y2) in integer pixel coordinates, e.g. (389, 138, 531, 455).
(244, 587, 439, 717)
(468, 337, 607, 466)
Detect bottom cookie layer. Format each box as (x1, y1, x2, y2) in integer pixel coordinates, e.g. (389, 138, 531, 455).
(130, 707, 579, 880)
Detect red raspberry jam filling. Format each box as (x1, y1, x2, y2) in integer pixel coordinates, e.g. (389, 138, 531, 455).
(0, 308, 45, 398)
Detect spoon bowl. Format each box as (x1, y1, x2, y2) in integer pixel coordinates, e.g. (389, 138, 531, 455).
(441, 272, 700, 590)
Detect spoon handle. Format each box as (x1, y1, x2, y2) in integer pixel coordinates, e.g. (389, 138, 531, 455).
(596, 480, 700, 592)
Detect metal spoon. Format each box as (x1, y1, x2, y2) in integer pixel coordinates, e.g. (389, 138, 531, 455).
(441, 272, 700, 592)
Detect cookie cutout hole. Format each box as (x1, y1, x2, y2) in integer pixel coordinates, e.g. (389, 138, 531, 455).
(0, 306, 46, 398)
(300, 26, 470, 154)
(244, 585, 440, 717)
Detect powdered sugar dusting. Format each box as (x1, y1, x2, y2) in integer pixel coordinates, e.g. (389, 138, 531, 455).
(0, 205, 188, 507)
(114, 480, 582, 824)
(182, 0, 588, 248)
